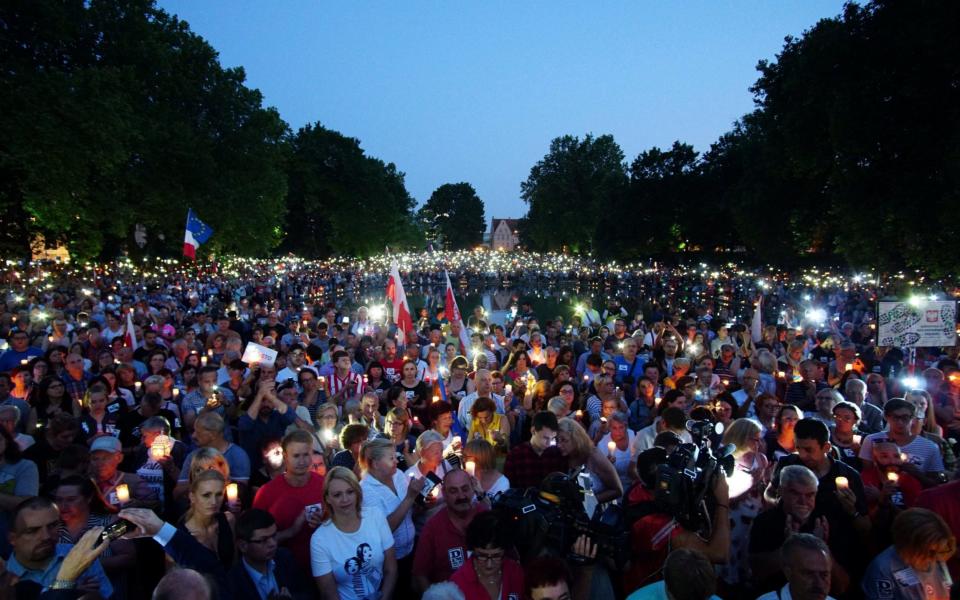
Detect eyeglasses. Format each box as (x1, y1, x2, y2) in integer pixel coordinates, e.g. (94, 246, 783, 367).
(473, 550, 504, 564)
(833, 414, 857, 423)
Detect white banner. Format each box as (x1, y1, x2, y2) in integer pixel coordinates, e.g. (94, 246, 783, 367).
(241, 342, 278, 367)
(877, 300, 957, 347)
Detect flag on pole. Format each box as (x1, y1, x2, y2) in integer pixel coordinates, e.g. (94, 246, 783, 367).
(124, 310, 138, 349)
(386, 259, 414, 341)
(751, 295, 764, 344)
(444, 270, 472, 353)
(183, 209, 214, 260)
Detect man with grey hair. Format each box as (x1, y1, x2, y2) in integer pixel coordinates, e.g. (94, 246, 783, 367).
(750, 465, 850, 595)
(756, 534, 836, 600)
(0, 404, 34, 450)
(842, 378, 883, 433)
(457, 369, 504, 430)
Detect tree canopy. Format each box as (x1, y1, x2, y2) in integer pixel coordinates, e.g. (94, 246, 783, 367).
(520, 0, 960, 276)
(417, 183, 486, 250)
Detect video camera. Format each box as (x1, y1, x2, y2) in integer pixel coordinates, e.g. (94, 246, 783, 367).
(651, 419, 736, 535)
(493, 472, 630, 568)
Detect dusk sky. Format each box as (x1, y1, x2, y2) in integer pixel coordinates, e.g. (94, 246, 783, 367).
(158, 1, 846, 220)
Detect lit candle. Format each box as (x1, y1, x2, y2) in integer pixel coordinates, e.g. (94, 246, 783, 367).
(432, 395, 440, 403)
(20, 359, 28, 366)
(835, 476, 849, 490)
(575, 409, 584, 419)
(899, 453, 909, 463)
(583, 375, 589, 382)
(505, 384, 512, 394)
(452, 436, 461, 448)
(173, 388, 180, 398)
(150, 435, 171, 460)
(654, 396, 662, 407)
(777, 371, 786, 379)
(207, 349, 214, 358)
(844, 363, 853, 372)
(607, 441, 617, 455)
(201, 356, 208, 366)
(465, 460, 476, 477)
(134, 381, 142, 391)
(853, 434, 862, 445)
(887, 472, 900, 483)
(115, 484, 130, 504)
(226, 483, 239, 503)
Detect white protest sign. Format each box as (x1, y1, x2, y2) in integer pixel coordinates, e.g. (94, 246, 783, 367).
(241, 342, 278, 367)
(877, 300, 957, 347)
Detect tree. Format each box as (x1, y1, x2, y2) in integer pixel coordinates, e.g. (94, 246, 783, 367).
(519, 134, 627, 253)
(0, 0, 289, 259)
(281, 124, 419, 258)
(416, 183, 486, 250)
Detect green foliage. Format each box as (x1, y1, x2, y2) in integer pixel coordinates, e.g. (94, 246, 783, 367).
(417, 183, 486, 250)
(0, 0, 289, 259)
(520, 134, 627, 253)
(521, 1, 960, 275)
(281, 124, 418, 258)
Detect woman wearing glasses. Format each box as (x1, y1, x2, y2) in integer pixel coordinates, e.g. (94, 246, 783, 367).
(450, 510, 524, 600)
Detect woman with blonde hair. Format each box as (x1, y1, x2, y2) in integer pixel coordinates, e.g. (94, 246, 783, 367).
(178, 469, 235, 570)
(311, 466, 397, 600)
(463, 438, 510, 501)
(555, 417, 622, 504)
(863, 508, 956, 599)
(718, 418, 768, 588)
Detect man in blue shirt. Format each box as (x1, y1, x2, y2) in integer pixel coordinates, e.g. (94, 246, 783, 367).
(0, 330, 42, 373)
(6, 497, 113, 598)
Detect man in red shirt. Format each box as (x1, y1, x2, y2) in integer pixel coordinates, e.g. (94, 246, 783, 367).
(503, 411, 567, 489)
(252, 430, 324, 570)
(412, 468, 487, 594)
(379, 339, 406, 383)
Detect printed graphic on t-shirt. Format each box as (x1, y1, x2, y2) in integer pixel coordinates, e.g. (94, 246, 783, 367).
(345, 543, 381, 599)
(447, 547, 464, 570)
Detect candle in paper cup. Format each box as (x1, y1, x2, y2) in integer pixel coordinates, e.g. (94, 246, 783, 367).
(575, 410, 584, 419)
(887, 472, 900, 483)
(134, 381, 142, 391)
(505, 384, 512, 394)
(844, 363, 853, 372)
(173, 388, 180, 398)
(115, 484, 130, 504)
(432, 395, 440, 404)
(201, 356, 208, 366)
(20, 359, 28, 366)
(607, 441, 617, 455)
(465, 460, 476, 477)
(777, 371, 786, 379)
(835, 477, 849, 490)
(226, 483, 239, 503)
(207, 349, 214, 358)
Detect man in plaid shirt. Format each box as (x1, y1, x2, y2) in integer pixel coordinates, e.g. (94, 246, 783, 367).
(61, 352, 94, 405)
(504, 411, 568, 490)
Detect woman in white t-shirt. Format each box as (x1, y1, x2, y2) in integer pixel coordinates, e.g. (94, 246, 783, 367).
(311, 466, 397, 600)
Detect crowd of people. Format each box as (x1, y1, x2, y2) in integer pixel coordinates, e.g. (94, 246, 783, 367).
(0, 256, 956, 600)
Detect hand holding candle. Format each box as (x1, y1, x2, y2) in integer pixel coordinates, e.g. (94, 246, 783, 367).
(115, 484, 130, 504)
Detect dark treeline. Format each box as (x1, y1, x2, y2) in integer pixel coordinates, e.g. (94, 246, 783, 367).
(519, 0, 960, 278)
(0, 0, 428, 260)
(3, 1, 957, 272)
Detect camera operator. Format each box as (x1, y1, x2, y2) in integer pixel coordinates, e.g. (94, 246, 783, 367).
(622, 447, 730, 592)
